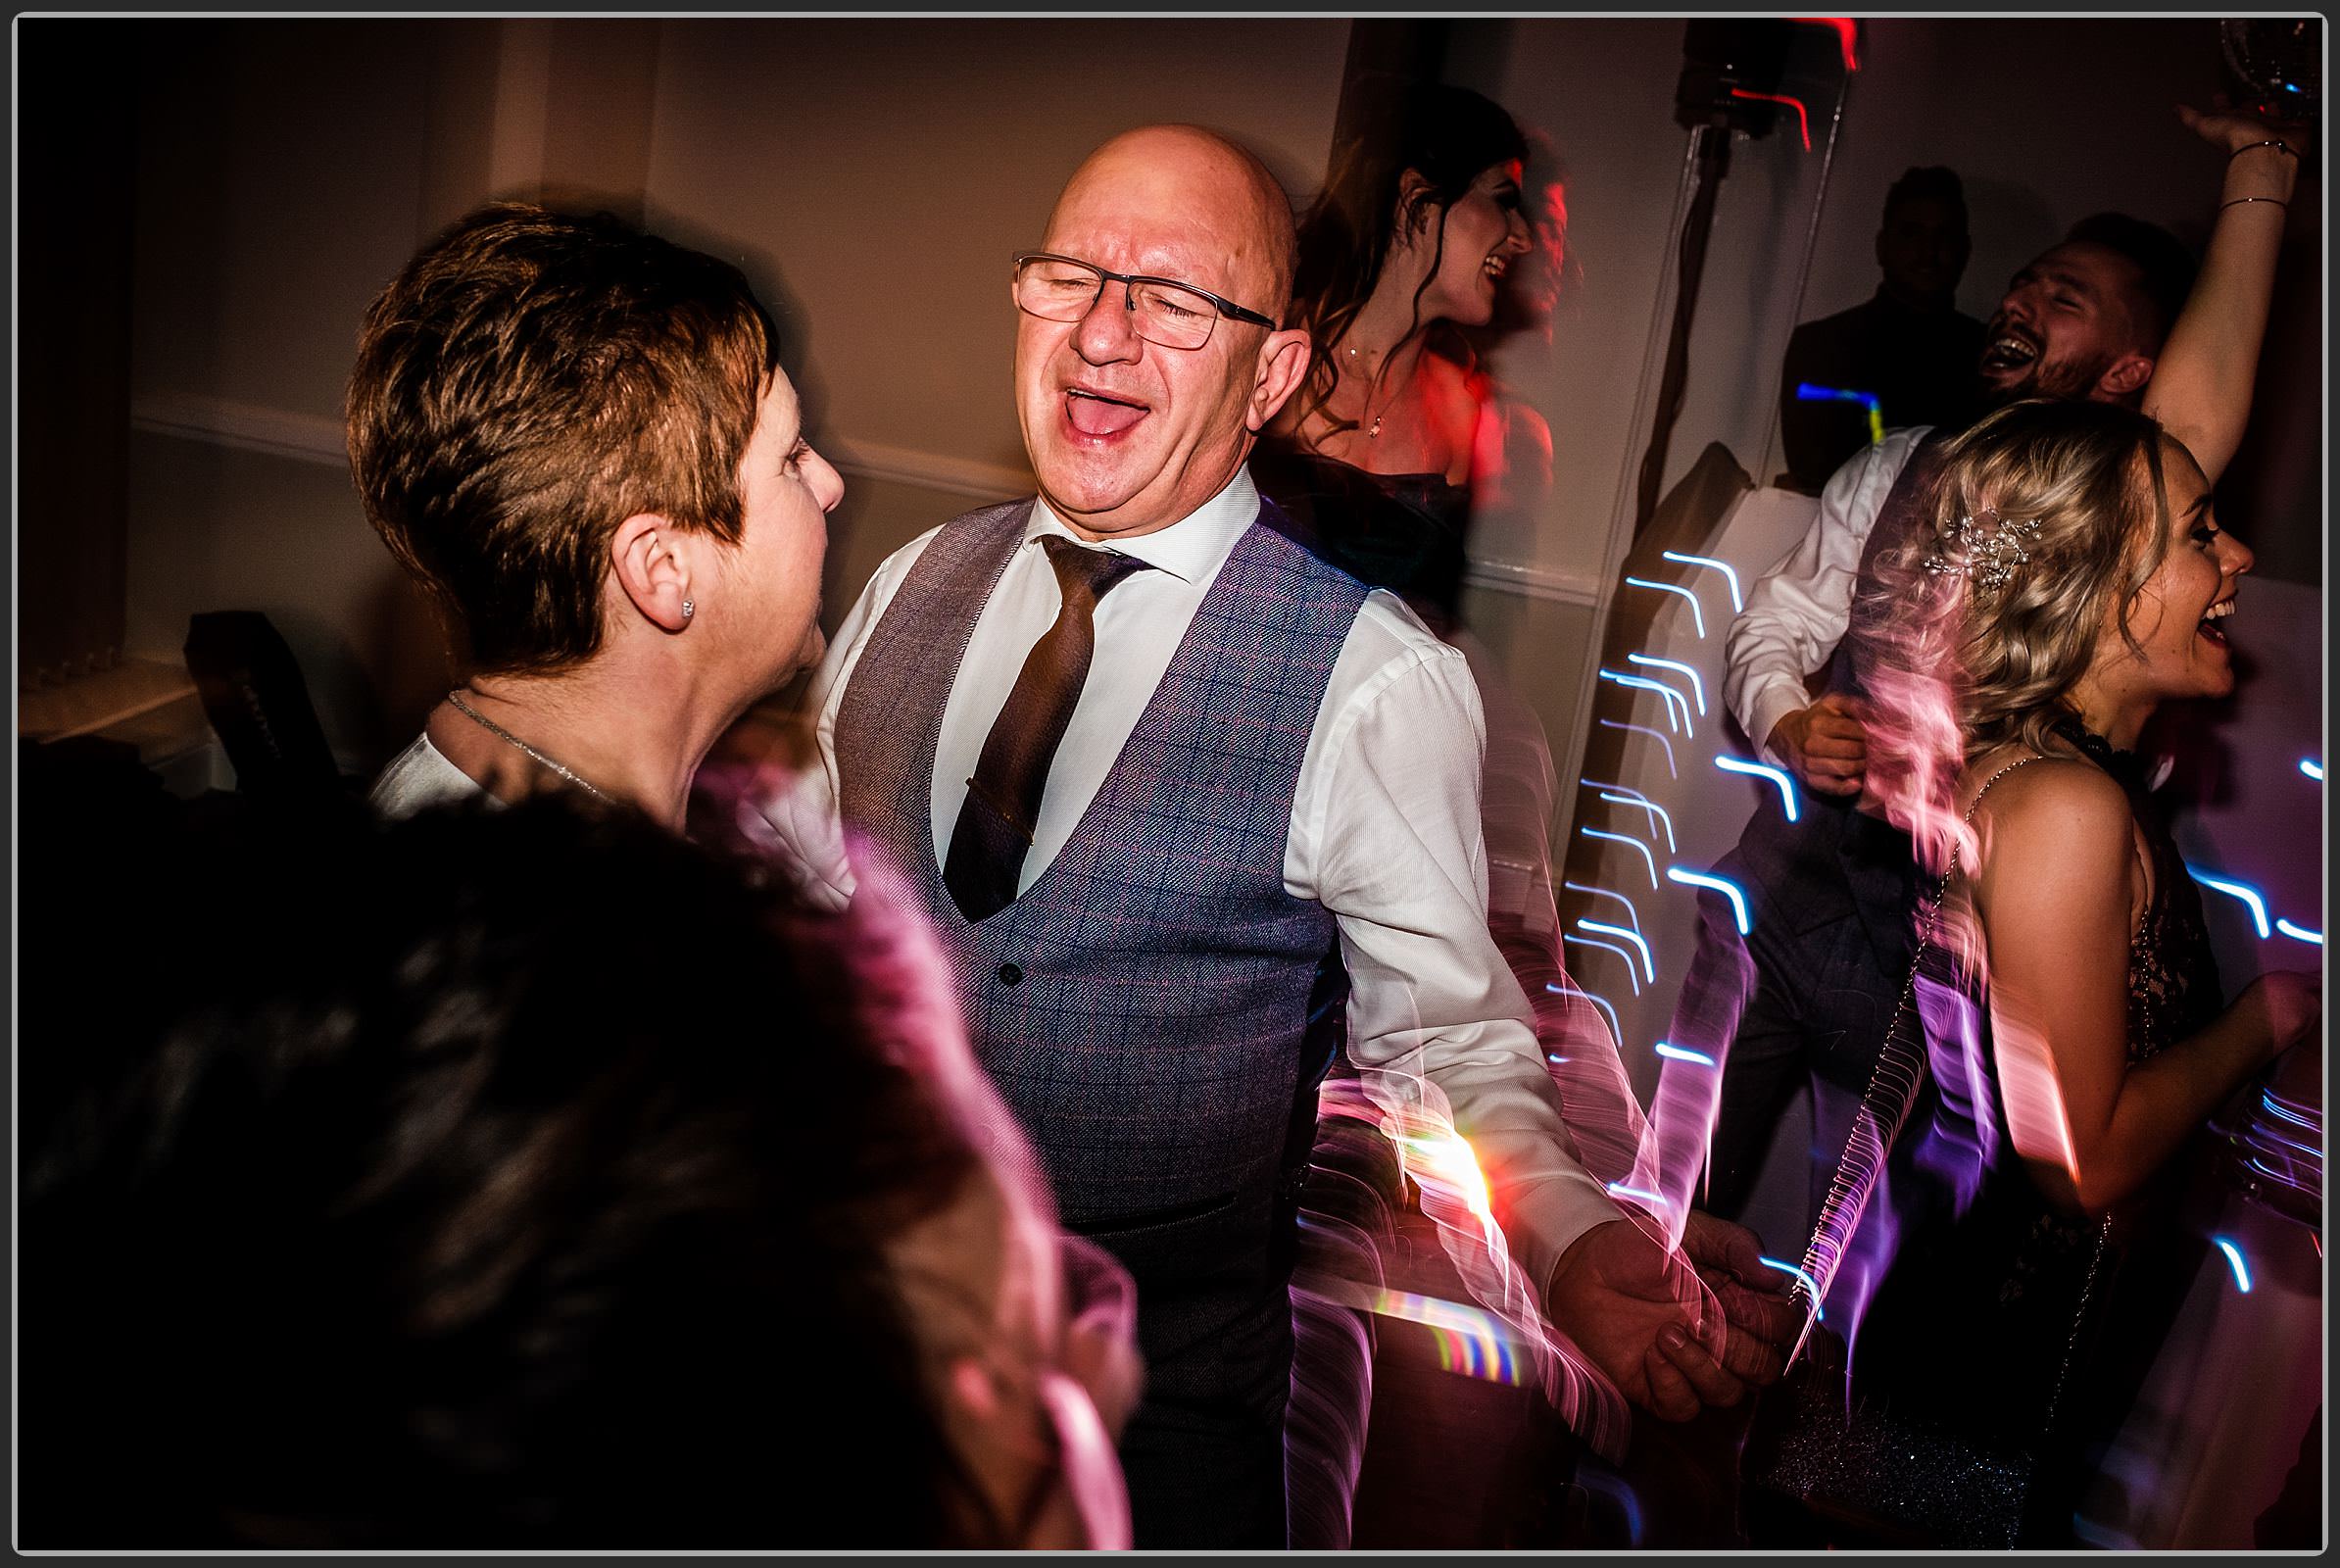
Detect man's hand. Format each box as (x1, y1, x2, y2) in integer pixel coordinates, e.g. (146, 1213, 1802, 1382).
(1766, 692, 1868, 797)
(1664, 1209, 1801, 1401)
(688, 702, 855, 908)
(1544, 1218, 1739, 1422)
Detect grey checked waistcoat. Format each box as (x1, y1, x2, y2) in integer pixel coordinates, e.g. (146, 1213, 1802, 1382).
(833, 497, 1367, 1422)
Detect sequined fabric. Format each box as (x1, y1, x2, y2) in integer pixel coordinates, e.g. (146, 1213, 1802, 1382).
(1747, 723, 2222, 1545)
(2049, 716, 2223, 1059)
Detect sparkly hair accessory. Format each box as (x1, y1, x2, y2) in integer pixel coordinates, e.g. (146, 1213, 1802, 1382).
(1923, 509, 2044, 595)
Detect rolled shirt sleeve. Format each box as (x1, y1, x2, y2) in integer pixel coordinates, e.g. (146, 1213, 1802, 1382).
(1723, 425, 1929, 766)
(1291, 596, 1621, 1297)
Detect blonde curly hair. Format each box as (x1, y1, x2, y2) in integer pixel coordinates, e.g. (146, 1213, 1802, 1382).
(1863, 398, 2176, 764)
(1847, 399, 2177, 909)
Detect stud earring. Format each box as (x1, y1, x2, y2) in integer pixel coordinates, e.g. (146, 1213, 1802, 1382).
(681, 599, 696, 619)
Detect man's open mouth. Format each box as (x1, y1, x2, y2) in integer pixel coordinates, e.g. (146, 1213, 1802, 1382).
(1978, 330, 2040, 374)
(1065, 387, 1148, 438)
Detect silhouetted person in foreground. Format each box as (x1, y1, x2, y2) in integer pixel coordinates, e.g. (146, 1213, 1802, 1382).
(22, 768, 1139, 1548)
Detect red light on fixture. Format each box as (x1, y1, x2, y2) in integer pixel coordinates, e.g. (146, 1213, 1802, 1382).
(1730, 87, 1812, 151)
(1791, 17, 1859, 72)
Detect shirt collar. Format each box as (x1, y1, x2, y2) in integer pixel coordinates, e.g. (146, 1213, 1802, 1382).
(1025, 466, 1258, 586)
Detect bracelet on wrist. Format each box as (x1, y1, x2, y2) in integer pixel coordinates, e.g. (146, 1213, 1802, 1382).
(2230, 138, 2300, 161)
(2221, 195, 2291, 213)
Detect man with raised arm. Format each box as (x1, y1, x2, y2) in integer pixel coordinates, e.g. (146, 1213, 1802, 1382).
(1705, 107, 2306, 1216)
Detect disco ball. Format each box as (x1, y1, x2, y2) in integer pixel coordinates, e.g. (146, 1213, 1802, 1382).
(2221, 18, 2319, 121)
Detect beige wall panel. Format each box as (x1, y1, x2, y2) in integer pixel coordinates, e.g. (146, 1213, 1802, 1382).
(640, 19, 1351, 486)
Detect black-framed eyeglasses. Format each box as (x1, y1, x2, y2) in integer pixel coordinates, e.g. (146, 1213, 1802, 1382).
(1011, 252, 1279, 351)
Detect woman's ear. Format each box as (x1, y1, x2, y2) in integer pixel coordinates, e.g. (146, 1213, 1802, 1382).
(1393, 168, 1439, 239)
(609, 513, 694, 634)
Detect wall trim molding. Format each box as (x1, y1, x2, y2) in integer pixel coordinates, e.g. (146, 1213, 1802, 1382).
(823, 437, 1031, 505)
(131, 392, 349, 469)
(126, 394, 1609, 609)
(1461, 557, 1604, 609)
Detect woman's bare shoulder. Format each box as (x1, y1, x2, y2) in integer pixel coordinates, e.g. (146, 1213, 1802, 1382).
(1967, 748, 2137, 876)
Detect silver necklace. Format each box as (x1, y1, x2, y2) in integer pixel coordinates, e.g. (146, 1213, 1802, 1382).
(445, 688, 616, 806)
(1344, 341, 1399, 439)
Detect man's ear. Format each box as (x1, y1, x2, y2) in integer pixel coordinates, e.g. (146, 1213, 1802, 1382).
(2095, 351, 2154, 402)
(1246, 326, 1316, 432)
(609, 513, 694, 633)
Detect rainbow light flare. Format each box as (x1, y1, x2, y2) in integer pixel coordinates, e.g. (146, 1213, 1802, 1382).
(1372, 1290, 1526, 1386)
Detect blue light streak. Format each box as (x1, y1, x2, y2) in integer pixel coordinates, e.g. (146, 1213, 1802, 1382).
(1605, 1182, 1673, 1211)
(1757, 1255, 1824, 1318)
(1599, 668, 1693, 737)
(1623, 576, 1706, 639)
(1597, 718, 1678, 780)
(1598, 800, 1673, 863)
(1794, 382, 1885, 445)
(2262, 1089, 2321, 1133)
(1627, 652, 1707, 716)
(2213, 1237, 2253, 1294)
(1562, 932, 1642, 996)
(1578, 918, 1655, 984)
(1668, 866, 1751, 936)
(1660, 550, 1744, 613)
(1583, 825, 1660, 890)
(1545, 981, 1623, 1047)
(1584, 780, 1678, 853)
(2302, 759, 2324, 782)
(2276, 918, 2323, 946)
(2185, 864, 2271, 939)
(1653, 1041, 1716, 1066)
(1716, 754, 1799, 824)
(1562, 879, 1644, 934)
(2248, 1120, 2322, 1162)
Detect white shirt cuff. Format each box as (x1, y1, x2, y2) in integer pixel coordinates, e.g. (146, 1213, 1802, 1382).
(1746, 680, 1812, 771)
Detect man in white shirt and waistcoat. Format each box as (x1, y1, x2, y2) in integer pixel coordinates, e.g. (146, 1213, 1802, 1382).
(757, 123, 1791, 1547)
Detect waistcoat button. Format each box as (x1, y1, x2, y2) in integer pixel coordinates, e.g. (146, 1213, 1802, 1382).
(998, 962, 1023, 986)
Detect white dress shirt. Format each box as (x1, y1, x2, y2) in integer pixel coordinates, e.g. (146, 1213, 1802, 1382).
(761, 465, 1620, 1293)
(1723, 425, 1930, 765)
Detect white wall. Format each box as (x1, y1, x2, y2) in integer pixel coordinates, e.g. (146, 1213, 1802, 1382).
(639, 17, 1353, 648)
(112, 18, 1356, 771)
(96, 18, 2322, 792)
(1788, 18, 2319, 584)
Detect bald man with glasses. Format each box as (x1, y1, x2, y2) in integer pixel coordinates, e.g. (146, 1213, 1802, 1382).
(758, 123, 1793, 1547)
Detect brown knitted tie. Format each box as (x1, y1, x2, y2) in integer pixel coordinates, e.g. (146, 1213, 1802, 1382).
(943, 536, 1149, 922)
